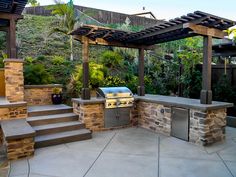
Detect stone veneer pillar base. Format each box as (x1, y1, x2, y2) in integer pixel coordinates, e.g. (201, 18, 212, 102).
(189, 108, 226, 146)
(4, 59, 24, 103)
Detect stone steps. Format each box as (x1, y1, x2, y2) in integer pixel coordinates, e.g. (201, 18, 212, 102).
(27, 104, 92, 148)
(27, 113, 78, 126)
(28, 105, 73, 117)
(35, 129, 92, 148)
(33, 121, 85, 135)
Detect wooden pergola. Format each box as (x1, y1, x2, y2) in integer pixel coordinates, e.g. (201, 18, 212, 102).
(0, 0, 27, 58)
(71, 11, 236, 104)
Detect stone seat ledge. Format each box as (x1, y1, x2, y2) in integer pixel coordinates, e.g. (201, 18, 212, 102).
(0, 100, 27, 108)
(1, 119, 35, 141)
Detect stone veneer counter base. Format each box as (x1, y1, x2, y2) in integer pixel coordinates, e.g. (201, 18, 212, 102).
(72, 94, 233, 146)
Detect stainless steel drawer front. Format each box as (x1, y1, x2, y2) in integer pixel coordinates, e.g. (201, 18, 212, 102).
(171, 107, 189, 141)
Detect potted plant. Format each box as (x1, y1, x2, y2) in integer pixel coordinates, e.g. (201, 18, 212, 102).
(51, 87, 62, 104)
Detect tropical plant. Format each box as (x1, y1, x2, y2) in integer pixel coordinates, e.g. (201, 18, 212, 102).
(100, 50, 123, 68)
(52, 55, 65, 65)
(48, 0, 76, 61)
(27, 0, 40, 7)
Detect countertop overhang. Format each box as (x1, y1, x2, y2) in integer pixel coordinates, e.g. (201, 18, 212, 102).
(135, 94, 234, 111)
(72, 94, 233, 111)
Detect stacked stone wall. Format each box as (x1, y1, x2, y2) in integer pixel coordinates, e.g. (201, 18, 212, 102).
(137, 101, 171, 136)
(24, 85, 62, 106)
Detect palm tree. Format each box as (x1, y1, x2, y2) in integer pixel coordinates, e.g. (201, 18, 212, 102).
(48, 0, 76, 61)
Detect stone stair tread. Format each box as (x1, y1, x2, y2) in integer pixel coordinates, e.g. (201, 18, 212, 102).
(35, 129, 91, 142)
(33, 121, 83, 131)
(28, 104, 72, 113)
(27, 113, 77, 122)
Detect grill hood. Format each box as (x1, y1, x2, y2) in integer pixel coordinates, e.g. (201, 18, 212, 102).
(97, 87, 133, 99)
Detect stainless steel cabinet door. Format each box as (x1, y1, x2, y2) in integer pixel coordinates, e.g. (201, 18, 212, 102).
(171, 107, 189, 141)
(104, 108, 130, 128)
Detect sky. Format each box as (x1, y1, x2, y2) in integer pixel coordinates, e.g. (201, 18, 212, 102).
(36, 0, 236, 21)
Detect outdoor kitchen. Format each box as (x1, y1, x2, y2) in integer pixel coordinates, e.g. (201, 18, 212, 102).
(72, 87, 233, 146)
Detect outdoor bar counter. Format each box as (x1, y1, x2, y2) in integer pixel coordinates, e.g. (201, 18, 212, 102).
(72, 94, 233, 146)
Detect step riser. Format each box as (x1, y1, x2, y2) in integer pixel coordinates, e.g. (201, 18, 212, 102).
(35, 124, 86, 136)
(35, 133, 92, 148)
(28, 116, 78, 126)
(28, 108, 73, 117)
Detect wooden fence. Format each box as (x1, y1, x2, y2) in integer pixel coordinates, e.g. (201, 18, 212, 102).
(24, 6, 163, 27)
(196, 64, 236, 87)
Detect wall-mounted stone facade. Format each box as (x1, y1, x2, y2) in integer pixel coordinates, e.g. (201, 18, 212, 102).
(137, 101, 171, 136)
(0, 105, 27, 121)
(4, 137, 34, 160)
(73, 102, 104, 131)
(24, 84, 62, 106)
(4, 59, 24, 103)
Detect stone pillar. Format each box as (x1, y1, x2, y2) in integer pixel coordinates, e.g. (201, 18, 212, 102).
(4, 59, 24, 102)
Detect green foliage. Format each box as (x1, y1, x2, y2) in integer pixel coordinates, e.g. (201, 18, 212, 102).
(52, 87, 61, 94)
(213, 74, 236, 103)
(101, 50, 122, 68)
(24, 64, 54, 85)
(27, 0, 40, 6)
(52, 56, 65, 65)
(25, 56, 35, 64)
(70, 62, 107, 95)
(0, 58, 3, 68)
(102, 76, 126, 87)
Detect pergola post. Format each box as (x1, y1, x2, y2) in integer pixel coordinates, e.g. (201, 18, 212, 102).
(200, 35, 212, 104)
(81, 37, 90, 100)
(137, 48, 145, 96)
(7, 18, 17, 58)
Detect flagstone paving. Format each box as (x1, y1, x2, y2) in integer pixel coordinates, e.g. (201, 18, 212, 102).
(4, 127, 236, 177)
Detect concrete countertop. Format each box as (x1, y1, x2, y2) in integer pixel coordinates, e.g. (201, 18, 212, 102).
(135, 94, 234, 111)
(72, 97, 105, 105)
(71, 94, 233, 111)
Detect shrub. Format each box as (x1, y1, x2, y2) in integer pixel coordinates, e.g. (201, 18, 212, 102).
(213, 74, 236, 103)
(0, 58, 3, 68)
(52, 55, 65, 65)
(24, 56, 35, 64)
(101, 50, 122, 68)
(24, 64, 54, 85)
(102, 76, 126, 87)
(69, 62, 107, 95)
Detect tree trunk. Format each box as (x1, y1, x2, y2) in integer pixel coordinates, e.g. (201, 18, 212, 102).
(70, 35, 73, 61)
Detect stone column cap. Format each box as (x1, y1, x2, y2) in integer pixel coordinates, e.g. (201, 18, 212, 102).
(4, 58, 24, 63)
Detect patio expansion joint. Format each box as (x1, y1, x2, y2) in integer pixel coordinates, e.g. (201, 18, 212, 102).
(27, 158, 30, 177)
(83, 132, 117, 177)
(157, 136, 160, 177)
(216, 152, 235, 177)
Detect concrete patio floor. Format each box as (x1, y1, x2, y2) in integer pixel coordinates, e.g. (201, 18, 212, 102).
(7, 127, 236, 177)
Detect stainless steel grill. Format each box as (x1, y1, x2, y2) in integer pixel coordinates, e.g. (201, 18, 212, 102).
(97, 87, 134, 109)
(97, 87, 134, 128)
